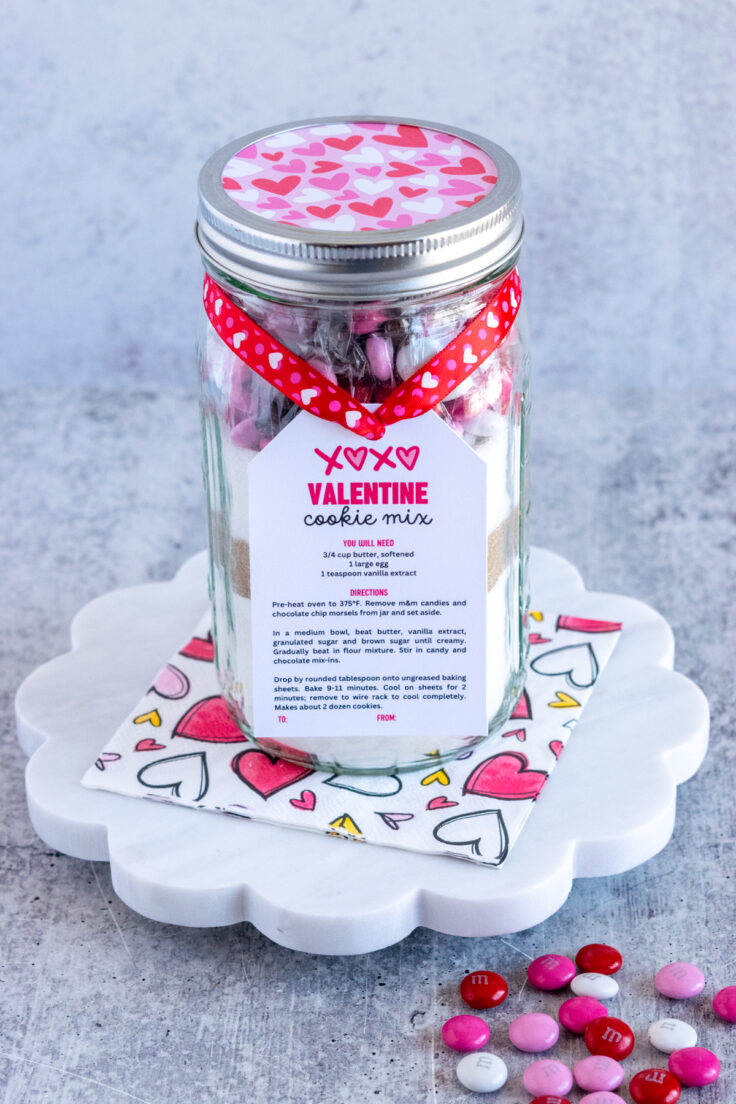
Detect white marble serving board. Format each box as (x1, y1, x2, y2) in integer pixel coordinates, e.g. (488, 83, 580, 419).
(15, 548, 709, 955)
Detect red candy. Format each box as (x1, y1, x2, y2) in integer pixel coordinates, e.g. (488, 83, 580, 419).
(529, 1098, 572, 1104)
(459, 970, 508, 1009)
(576, 943, 622, 975)
(629, 1068, 681, 1104)
(584, 1016, 635, 1059)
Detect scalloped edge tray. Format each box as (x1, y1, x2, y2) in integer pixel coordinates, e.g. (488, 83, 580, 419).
(15, 548, 709, 954)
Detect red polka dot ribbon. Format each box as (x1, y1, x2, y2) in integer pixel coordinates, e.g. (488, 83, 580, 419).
(203, 269, 521, 440)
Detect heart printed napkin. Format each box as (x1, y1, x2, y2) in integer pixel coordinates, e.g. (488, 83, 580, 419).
(82, 610, 622, 866)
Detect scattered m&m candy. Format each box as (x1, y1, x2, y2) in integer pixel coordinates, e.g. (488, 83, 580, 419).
(459, 970, 508, 1010)
(558, 996, 608, 1034)
(654, 962, 705, 999)
(629, 1068, 681, 1104)
(579, 1094, 626, 1104)
(441, 1014, 490, 1052)
(574, 1055, 625, 1092)
(509, 1012, 559, 1052)
(713, 984, 736, 1022)
(523, 1059, 573, 1097)
(527, 954, 577, 991)
(668, 1046, 720, 1087)
(456, 1051, 507, 1092)
(584, 1016, 635, 1059)
(576, 944, 623, 975)
(571, 972, 619, 1000)
(647, 1018, 697, 1054)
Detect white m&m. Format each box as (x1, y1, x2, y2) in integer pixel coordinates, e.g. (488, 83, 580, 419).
(647, 1017, 697, 1053)
(571, 973, 619, 1000)
(456, 1051, 508, 1092)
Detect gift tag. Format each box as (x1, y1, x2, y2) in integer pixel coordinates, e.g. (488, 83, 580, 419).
(248, 408, 491, 742)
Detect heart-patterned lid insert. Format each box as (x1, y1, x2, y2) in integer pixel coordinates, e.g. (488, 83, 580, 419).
(221, 121, 499, 233)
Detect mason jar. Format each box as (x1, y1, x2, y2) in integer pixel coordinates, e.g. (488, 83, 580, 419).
(196, 116, 530, 773)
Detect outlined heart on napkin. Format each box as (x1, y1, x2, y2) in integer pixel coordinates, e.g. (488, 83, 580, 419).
(82, 608, 622, 867)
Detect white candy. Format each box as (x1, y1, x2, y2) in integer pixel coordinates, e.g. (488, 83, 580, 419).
(395, 334, 443, 380)
(570, 972, 619, 1000)
(647, 1017, 697, 1053)
(456, 1051, 508, 1093)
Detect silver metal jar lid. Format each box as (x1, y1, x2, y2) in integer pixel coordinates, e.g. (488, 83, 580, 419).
(196, 115, 523, 300)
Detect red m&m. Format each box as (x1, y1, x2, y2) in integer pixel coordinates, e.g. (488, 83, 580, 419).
(529, 1097, 572, 1104)
(576, 943, 623, 975)
(629, 1068, 681, 1103)
(584, 1016, 635, 1059)
(459, 970, 508, 1009)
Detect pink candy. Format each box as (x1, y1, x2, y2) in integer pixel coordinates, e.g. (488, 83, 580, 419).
(523, 1058, 573, 1096)
(654, 962, 705, 999)
(713, 984, 736, 1022)
(574, 1055, 625, 1092)
(668, 1045, 720, 1087)
(230, 417, 267, 450)
(350, 307, 386, 335)
(528, 954, 577, 991)
(509, 1012, 559, 1052)
(441, 1014, 490, 1052)
(365, 333, 394, 381)
(442, 954, 728, 1099)
(307, 356, 338, 385)
(579, 1094, 626, 1103)
(558, 996, 608, 1034)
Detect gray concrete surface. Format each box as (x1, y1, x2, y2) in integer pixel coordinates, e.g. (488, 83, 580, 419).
(1, 388, 734, 1102)
(2, 0, 736, 393)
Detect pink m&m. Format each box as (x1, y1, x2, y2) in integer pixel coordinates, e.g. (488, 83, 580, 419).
(558, 996, 608, 1034)
(574, 1055, 625, 1092)
(529, 1097, 572, 1104)
(509, 1012, 559, 1051)
(528, 954, 577, 990)
(579, 1095, 626, 1103)
(654, 962, 705, 999)
(523, 1059, 573, 1097)
(668, 1046, 720, 1087)
(713, 984, 736, 1022)
(441, 1014, 490, 1052)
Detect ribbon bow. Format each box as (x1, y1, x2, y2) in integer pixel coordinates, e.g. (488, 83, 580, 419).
(203, 269, 521, 441)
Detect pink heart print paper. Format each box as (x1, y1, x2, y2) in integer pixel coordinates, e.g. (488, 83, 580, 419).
(82, 609, 621, 867)
(221, 121, 499, 232)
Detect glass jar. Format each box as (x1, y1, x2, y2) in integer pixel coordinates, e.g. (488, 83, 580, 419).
(196, 116, 530, 773)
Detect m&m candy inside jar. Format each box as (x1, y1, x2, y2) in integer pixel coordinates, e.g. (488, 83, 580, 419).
(196, 116, 530, 772)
